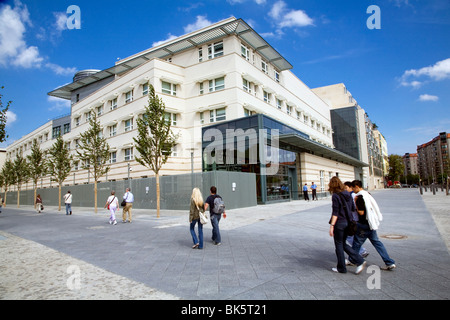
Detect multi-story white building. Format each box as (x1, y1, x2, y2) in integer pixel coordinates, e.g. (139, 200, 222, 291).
(5, 17, 367, 203)
(312, 83, 385, 189)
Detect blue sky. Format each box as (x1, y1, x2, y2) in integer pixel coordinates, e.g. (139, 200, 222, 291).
(0, 0, 449, 155)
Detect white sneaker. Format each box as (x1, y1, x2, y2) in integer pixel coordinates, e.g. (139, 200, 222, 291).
(331, 267, 339, 273)
(345, 259, 355, 266)
(382, 264, 396, 270)
(113, 220, 117, 225)
(355, 261, 367, 275)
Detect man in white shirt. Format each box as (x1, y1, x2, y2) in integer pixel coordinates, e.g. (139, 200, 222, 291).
(122, 188, 134, 223)
(64, 191, 73, 215)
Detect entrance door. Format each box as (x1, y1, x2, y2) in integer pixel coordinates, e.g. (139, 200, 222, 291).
(288, 167, 298, 200)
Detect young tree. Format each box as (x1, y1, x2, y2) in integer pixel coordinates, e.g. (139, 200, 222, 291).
(76, 112, 110, 213)
(13, 153, 30, 208)
(27, 140, 47, 209)
(134, 84, 178, 218)
(388, 154, 404, 182)
(0, 85, 12, 143)
(48, 136, 72, 211)
(0, 159, 15, 206)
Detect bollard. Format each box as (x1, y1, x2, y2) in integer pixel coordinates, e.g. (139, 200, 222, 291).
(420, 186, 423, 195)
(432, 184, 436, 195)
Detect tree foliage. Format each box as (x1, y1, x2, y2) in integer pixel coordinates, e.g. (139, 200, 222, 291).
(47, 136, 72, 210)
(76, 112, 110, 213)
(27, 140, 47, 208)
(134, 83, 178, 218)
(388, 154, 404, 181)
(0, 85, 12, 143)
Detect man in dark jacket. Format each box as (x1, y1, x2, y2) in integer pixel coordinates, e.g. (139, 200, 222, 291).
(204, 186, 225, 245)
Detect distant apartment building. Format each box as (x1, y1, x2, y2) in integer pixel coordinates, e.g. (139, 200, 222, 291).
(417, 132, 450, 184)
(4, 17, 368, 203)
(312, 83, 385, 189)
(402, 153, 419, 176)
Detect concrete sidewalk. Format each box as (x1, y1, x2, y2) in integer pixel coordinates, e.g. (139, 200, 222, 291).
(1, 189, 449, 300)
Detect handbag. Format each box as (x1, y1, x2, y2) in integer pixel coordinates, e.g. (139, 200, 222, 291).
(338, 193, 357, 236)
(198, 206, 208, 224)
(121, 193, 128, 207)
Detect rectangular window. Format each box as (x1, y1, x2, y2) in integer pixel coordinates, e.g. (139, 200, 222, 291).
(124, 119, 133, 132)
(85, 112, 91, 123)
(110, 152, 117, 164)
(63, 123, 70, 134)
(242, 79, 251, 93)
(111, 98, 117, 110)
(241, 44, 249, 60)
(275, 70, 280, 83)
(52, 126, 61, 139)
(142, 83, 149, 96)
(200, 112, 204, 124)
(276, 99, 282, 109)
(164, 113, 177, 126)
(162, 81, 177, 96)
(109, 125, 117, 137)
(286, 105, 292, 115)
(125, 148, 134, 161)
(125, 91, 133, 103)
(210, 107, 226, 122)
(97, 105, 103, 116)
(263, 91, 270, 104)
(261, 60, 268, 74)
(209, 77, 225, 92)
(171, 145, 178, 157)
(208, 41, 223, 59)
(75, 117, 80, 126)
(198, 48, 203, 62)
(199, 82, 204, 95)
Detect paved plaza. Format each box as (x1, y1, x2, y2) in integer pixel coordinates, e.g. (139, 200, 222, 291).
(1, 188, 449, 301)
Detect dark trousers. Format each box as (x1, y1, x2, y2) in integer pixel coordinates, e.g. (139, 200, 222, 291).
(303, 191, 309, 201)
(333, 222, 364, 273)
(312, 189, 317, 200)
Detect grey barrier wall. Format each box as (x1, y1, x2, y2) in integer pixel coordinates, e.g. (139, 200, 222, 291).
(4, 171, 257, 211)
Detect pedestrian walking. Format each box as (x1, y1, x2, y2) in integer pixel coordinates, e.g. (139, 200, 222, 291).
(303, 183, 309, 201)
(328, 176, 366, 274)
(344, 181, 369, 258)
(311, 182, 318, 201)
(189, 188, 205, 249)
(122, 188, 134, 223)
(64, 190, 73, 215)
(349, 180, 396, 270)
(104, 191, 119, 225)
(204, 186, 225, 245)
(35, 194, 43, 213)
(0, 194, 3, 214)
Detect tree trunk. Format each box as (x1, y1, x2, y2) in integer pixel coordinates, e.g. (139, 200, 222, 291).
(33, 184, 37, 209)
(156, 173, 160, 218)
(94, 180, 98, 213)
(58, 184, 62, 211)
(17, 188, 20, 208)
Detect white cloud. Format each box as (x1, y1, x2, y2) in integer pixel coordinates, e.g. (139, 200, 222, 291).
(152, 34, 178, 48)
(184, 16, 213, 33)
(5, 110, 17, 127)
(419, 94, 439, 102)
(400, 58, 450, 88)
(152, 16, 216, 47)
(269, 1, 314, 32)
(48, 96, 71, 111)
(0, 1, 75, 75)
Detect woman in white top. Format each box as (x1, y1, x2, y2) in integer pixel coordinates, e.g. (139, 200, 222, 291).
(104, 190, 119, 225)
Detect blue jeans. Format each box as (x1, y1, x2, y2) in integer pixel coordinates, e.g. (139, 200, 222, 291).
(351, 223, 395, 266)
(210, 214, 221, 244)
(65, 203, 72, 215)
(190, 219, 203, 249)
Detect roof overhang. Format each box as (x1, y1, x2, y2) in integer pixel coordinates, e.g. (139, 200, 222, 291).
(279, 133, 368, 168)
(48, 17, 292, 100)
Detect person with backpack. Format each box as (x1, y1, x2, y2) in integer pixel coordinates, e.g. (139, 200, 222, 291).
(204, 186, 225, 246)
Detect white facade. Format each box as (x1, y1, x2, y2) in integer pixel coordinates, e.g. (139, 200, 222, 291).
(5, 18, 363, 192)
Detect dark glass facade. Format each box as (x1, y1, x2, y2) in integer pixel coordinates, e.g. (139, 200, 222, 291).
(202, 114, 307, 203)
(330, 107, 361, 160)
